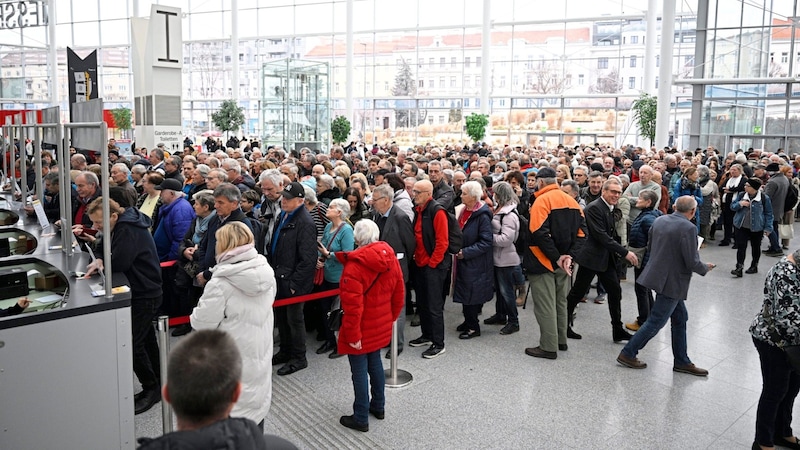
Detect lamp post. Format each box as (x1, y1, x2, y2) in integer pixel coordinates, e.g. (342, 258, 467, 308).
(361, 43, 367, 144)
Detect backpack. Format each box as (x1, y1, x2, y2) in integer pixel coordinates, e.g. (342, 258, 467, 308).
(444, 209, 463, 254)
(785, 183, 799, 213)
(499, 209, 530, 256)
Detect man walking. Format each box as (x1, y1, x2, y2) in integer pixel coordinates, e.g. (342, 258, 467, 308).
(524, 168, 586, 360)
(616, 196, 715, 375)
(565, 177, 638, 342)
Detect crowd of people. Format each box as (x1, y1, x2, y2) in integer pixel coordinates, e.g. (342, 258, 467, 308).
(17, 137, 800, 446)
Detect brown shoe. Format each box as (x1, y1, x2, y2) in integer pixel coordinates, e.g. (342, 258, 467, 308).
(525, 346, 557, 360)
(625, 321, 640, 332)
(616, 352, 647, 369)
(673, 363, 708, 377)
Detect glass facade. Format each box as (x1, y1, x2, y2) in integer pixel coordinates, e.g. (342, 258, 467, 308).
(694, 0, 800, 153)
(1, 0, 799, 151)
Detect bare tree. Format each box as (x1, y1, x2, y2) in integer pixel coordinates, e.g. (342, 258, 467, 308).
(527, 62, 568, 94)
(591, 67, 623, 94)
(189, 42, 225, 98)
(769, 60, 787, 78)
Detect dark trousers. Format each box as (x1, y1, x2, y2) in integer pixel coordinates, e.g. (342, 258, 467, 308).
(567, 263, 623, 331)
(314, 280, 340, 346)
(174, 267, 201, 317)
(348, 350, 385, 425)
(412, 264, 448, 347)
(633, 266, 654, 325)
(735, 227, 763, 268)
(767, 220, 782, 252)
(462, 304, 481, 332)
(132, 296, 162, 391)
(275, 302, 307, 361)
(753, 337, 800, 447)
(721, 203, 735, 243)
(158, 265, 179, 317)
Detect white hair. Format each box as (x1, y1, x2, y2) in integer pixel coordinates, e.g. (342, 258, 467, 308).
(461, 180, 483, 200)
(353, 219, 380, 245)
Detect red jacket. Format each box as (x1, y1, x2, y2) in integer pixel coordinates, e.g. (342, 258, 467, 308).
(335, 241, 405, 355)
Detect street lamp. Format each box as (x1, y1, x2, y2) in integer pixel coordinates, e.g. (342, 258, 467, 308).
(361, 43, 367, 144)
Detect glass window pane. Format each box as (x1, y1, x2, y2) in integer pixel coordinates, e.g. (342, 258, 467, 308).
(190, 12, 223, 40)
(715, 1, 742, 28)
(352, 0, 374, 33)
(99, 20, 128, 46)
(259, 6, 293, 36)
(100, 0, 129, 20)
(189, 0, 222, 14)
(73, 22, 99, 47)
(296, 4, 333, 35)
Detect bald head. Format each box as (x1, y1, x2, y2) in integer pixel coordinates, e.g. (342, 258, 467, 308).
(675, 195, 697, 215)
(412, 180, 434, 206)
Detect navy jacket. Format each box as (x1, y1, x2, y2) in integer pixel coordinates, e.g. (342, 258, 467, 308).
(453, 203, 494, 305)
(107, 208, 162, 299)
(266, 205, 317, 299)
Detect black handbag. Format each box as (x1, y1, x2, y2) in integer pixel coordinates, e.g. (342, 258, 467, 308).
(326, 306, 344, 331)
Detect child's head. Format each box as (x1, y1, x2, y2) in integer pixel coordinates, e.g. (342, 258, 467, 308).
(240, 189, 261, 212)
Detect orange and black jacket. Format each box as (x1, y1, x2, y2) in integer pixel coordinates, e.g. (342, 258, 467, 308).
(523, 183, 587, 274)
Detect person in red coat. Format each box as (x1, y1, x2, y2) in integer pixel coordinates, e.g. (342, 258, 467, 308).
(334, 219, 405, 432)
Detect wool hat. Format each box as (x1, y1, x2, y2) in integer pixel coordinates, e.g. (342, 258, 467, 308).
(746, 178, 762, 190)
(765, 163, 781, 172)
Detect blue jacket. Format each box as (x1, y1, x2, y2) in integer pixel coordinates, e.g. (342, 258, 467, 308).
(628, 207, 662, 267)
(732, 192, 774, 233)
(672, 178, 703, 231)
(153, 197, 196, 261)
(453, 203, 495, 305)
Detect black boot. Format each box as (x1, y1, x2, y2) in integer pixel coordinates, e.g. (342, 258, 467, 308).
(745, 265, 758, 274)
(731, 264, 743, 277)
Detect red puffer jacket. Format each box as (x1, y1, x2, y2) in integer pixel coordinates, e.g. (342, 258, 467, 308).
(335, 241, 405, 355)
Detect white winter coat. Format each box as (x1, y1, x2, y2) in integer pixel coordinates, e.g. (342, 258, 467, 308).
(190, 247, 276, 423)
(492, 203, 521, 267)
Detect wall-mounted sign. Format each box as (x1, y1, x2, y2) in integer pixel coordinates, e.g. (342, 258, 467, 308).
(66, 48, 98, 121)
(0, 1, 48, 30)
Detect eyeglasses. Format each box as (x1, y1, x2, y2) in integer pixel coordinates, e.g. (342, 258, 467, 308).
(412, 190, 431, 195)
(607, 189, 623, 195)
(371, 196, 385, 202)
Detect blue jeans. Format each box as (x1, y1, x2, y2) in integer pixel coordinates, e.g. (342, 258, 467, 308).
(512, 264, 525, 286)
(620, 292, 691, 367)
(767, 220, 782, 252)
(348, 350, 385, 425)
(494, 266, 518, 325)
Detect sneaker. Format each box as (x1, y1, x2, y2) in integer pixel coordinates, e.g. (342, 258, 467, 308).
(408, 336, 431, 347)
(593, 294, 607, 304)
(422, 344, 445, 359)
(499, 323, 520, 335)
(625, 321, 641, 332)
(765, 250, 785, 257)
(483, 314, 507, 325)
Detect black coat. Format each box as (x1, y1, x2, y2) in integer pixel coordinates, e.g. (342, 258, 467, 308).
(137, 417, 296, 450)
(373, 205, 416, 282)
(266, 206, 317, 298)
(574, 198, 628, 272)
(195, 208, 252, 280)
(107, 208, 162, 299)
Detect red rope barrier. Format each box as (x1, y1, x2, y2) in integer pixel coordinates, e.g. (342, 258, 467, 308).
(166, 288, 341, 328)
(160, 260, 177, 268)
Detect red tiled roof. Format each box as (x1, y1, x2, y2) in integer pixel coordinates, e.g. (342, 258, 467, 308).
(305, 28, 590, 57)
(772, 18, 800, 40)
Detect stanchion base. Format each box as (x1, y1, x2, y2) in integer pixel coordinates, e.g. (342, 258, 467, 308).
(384, 369, 413, 388)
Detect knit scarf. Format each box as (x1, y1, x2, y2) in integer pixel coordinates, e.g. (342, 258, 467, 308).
(192, 211, 217, 245)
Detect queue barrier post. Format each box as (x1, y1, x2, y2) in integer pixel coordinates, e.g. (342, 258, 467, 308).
(155, 315, 173, 434)
(384, 320, 413, 388)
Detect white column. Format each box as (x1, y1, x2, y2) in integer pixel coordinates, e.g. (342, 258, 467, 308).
(480, 0, 491, 115)
(655, 0, 676, 148)
(345, 0, 354, 130)
(48, 0, 58, 107)
(232, 0, 239, 104)
(643, 0, 658, 95)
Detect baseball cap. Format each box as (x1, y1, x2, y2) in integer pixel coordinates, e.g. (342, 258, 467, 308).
(281, 182, 305, 199)
(155, 178, 183, 191)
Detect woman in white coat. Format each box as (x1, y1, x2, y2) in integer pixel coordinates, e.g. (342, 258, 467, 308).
(190, 221, 276, 429)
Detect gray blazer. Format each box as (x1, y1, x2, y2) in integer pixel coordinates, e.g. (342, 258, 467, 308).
(638, 212, 709, 300)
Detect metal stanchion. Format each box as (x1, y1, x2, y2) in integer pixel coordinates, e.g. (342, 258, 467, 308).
(156, 316, 173, 433)
(384, 321, 412, 388)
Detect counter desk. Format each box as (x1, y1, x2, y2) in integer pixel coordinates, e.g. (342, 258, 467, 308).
(0, 205, 137, 449)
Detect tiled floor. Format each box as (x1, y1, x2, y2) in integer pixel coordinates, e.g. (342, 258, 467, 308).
(136, 238, 786, 449)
